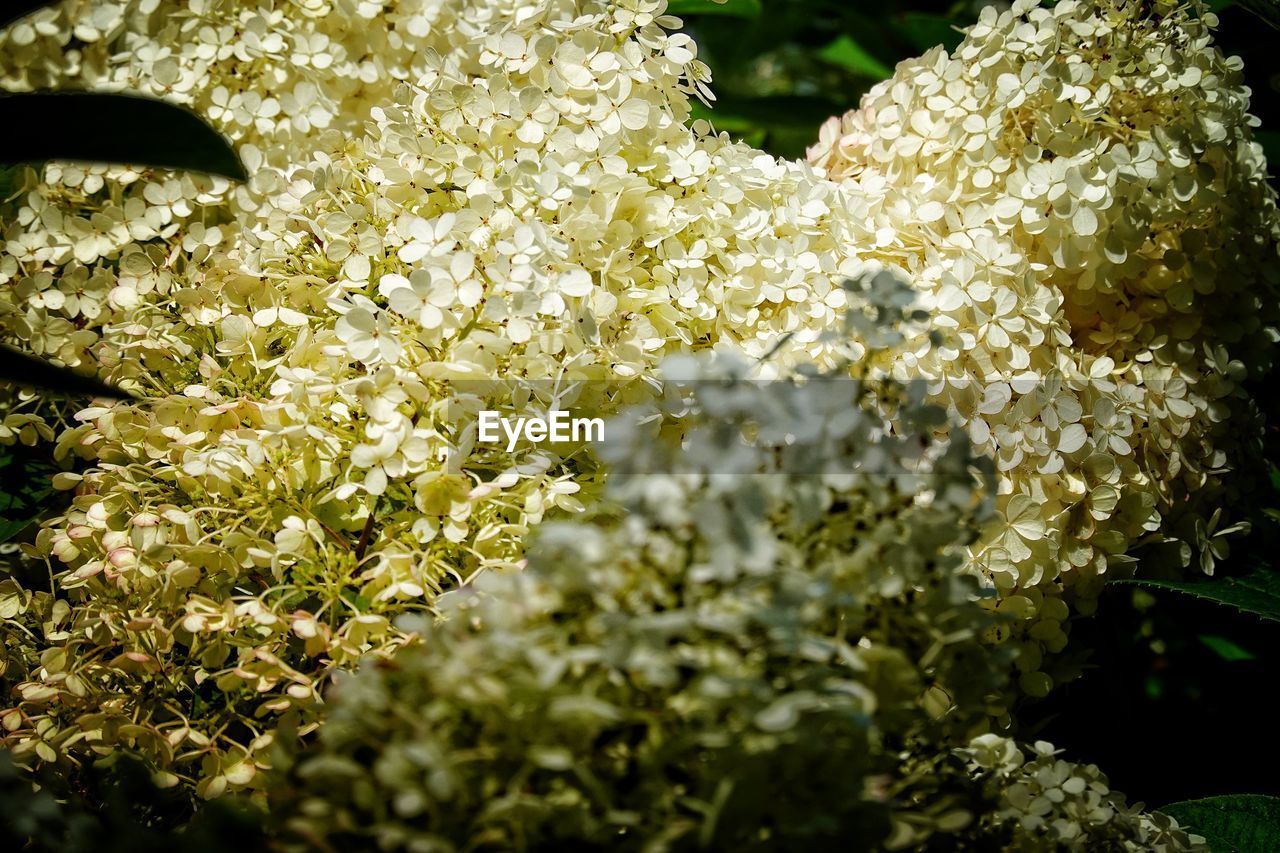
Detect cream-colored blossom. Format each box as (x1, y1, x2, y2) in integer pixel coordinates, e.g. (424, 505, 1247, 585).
(809, 0, 1279, 691)
(964, 734, 1206, 851)
(0, 0, 1273, 804)
(1, 0, 873, 793)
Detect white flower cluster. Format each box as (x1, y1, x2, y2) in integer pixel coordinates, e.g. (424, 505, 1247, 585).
(0, 0, 896, 795)
(808, 0, 1279, 693)
(268, 334, 1010, 850)
(267, 339, 1203, 852)
(0, 0, 1273, 805)
(964, 735, 1205, 851)
(0, 0, 486, 401)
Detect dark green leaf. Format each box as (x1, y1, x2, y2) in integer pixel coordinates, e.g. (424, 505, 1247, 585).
(1198, 634, 1255, 661)
(689, 94, 852, 158)
(0, 445, 56, 544)
(666, 0, 762, 18)
(891, 13, 966, 53)
(1162, 795, 1280, 852)
(1, 0, 59, 29)
(1257, 131, 1280, 177)
(1236, 0, 1279, 28)
(817, 35, 894, 81)
(691, 95, 846, 130)
(0, 92, 246, 180)
(340, 589, 374, 611)
(0, 344, 134, 400)
(0, 165, 19, 198)
(0, 515, 30, 543)
(1111, 565, 1280, 623)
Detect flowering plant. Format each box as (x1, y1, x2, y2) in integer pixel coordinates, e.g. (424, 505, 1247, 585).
(0, 0, 1277, 848)
(264, 275, 1199, 850)
(807, 0, 1280, 694)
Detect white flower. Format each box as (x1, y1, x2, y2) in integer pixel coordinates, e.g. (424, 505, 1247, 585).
(379, 270, 451, 330)
(397, 214, 460, 265)
(335, 305, 401, 365)
(1, 0, 1272, 799)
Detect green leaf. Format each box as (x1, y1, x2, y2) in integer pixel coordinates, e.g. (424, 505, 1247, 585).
(891, 13, 966, 53)
(1162, 795, 1280, 852)
(1257, 131, 1280, 178)
(666, 0, 762, 18)
(817, 35, 894, 81)
(1236, 0, 1280, 29)
(0, 92, 246, 181)
(1198, 634, 1255, 661)
(688, 95, 849, 159)
(0, 516, 29, 544)
(691, 95, 846, 130)
(1111, 565, 1280, 623)
(0, 165, 19, 198)
(0, 446, 57, 544)
(0, 344, 134, 400)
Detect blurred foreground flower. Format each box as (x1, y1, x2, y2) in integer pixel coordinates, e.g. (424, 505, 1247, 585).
(266, 294, 1199, 850)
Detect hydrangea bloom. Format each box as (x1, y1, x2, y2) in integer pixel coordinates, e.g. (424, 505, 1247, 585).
(1, 0, 884, 794)
(962, 735, 1204, 851)
(264, 337, 1198, 851)
(0, 0, 1272, 807)
(808, 0, 1279, 692)
(265, 330, 1002, 850)
(0, 0, 488, 409)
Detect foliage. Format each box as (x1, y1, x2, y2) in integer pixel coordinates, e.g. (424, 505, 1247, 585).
(0, 343, 131, 401)
(1235, 0, 1280, 29)
(0, 750, 267, 853)
(668, 0, 761, 16)
(1112, 563, 1280, 623)
(1161, 795, 1280, 853)
(678, 0, 978, 158)
(0, 92, 244, 182)
(0, 441, 57, 544)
